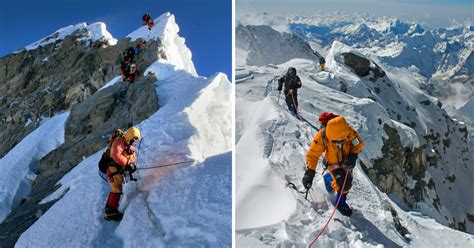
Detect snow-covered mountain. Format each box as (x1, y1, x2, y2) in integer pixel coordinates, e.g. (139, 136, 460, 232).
(0, 12, 231, 247)
(236, 13, 474, 246)
(236, 24, 319, 67)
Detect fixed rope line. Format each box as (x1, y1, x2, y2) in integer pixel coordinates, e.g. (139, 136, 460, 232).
(308, 171, 350, 248)
(136, 160, 195, 170)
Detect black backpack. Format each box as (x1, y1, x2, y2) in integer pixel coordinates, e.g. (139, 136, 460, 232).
(98, 129, 124, 173)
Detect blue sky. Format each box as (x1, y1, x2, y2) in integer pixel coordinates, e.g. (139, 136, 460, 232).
(238, 0, 473, 28)
(0, 0, 231, 78)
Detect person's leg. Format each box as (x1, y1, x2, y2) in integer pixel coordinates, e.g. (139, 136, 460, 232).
(292, 91, 298, 113)
(105, 166, 124, 220)
(284, 92, 294, 112)
(323, 173, 334, 193)
(331, 168, 353, 216)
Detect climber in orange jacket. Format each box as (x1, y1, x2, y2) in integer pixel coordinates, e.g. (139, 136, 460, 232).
(302, 112, 364, 216)
(104, 127, 141, 221)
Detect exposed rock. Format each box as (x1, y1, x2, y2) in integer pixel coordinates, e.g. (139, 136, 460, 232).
(342, 52, 371, 77)
(0, 77, 158, 245)
(360, 124, 427, 208)
(0, 36, 162, 157)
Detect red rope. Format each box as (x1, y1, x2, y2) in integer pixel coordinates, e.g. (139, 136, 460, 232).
(308, 171, 349, 248)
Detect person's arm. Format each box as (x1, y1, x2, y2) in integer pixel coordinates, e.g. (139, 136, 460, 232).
(111, 139, 129, 167)
(277, 76, 284, 91)
(348, 128, 364, 154)
(296, 76, 302, 89)
(303, 130, 325, 189)
(306, 130, 325, 171)
(344, 128, 364, 169)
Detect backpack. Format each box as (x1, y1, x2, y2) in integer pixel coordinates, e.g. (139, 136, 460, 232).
(98, 129, 124, 173)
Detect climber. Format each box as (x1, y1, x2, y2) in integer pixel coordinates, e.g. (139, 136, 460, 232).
(142, 13, 154, 30)
(302, 112, 364, 216)
(104, 127, 141, 221)
(125, 64, 139, 83)
(134, 41, 146, 57)
(124, 46, 136, 62)
(278, 67, 302, 115)
(120, 59, 130, 80)
(319, 56, 326, 71)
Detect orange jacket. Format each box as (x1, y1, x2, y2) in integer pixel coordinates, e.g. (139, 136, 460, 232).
(110, 138, 136, 168)
(306, 116, 364, 171)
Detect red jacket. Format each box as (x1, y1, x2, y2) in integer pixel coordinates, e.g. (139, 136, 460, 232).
(110, 138, 136, 167)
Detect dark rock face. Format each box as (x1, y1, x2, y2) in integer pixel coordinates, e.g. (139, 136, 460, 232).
(0, 33, 161, 246)
(342, 52, 371, 77)
(0, 35, 162, 157)
(360, 124, 427, 208)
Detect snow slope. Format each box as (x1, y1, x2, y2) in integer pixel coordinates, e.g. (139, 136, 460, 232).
(0, 112, 69, 223)
(15, 12, 232, 247)
(24, 22, 117, 51)
(236, 52, 474, 246)
(127, 12, 197, 76)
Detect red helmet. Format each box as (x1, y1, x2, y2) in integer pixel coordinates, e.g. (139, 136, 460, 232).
(319, 112, 338, 124)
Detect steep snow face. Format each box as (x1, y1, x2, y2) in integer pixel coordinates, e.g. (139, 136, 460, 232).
(185, 73, 232, 162)
(236, 97, 297, 230)
(235, 58, 474, 246)
(236, 24, 319, 66)
(0, 112, 69, 223)
(17, 58, 232, 246)
(24, 22, 117, 51)
(127, 12, 197, 76)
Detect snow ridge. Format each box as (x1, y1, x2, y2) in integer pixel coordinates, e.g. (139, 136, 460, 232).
(127, 12, 197, 76)
(24, 22, 117, 51)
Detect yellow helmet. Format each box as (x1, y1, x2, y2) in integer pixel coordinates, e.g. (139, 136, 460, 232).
(124, 127, 141, 144)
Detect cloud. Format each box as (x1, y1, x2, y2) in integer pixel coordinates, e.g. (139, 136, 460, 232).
(237, 12, 291, 33)
(237, 0, 472, 28)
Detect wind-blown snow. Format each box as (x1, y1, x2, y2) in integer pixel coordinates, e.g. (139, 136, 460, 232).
(0, 112, 69, 223)
(17, 16, 231, 245)
(236, 98, 296, 230)
(24, 22, 117, 51)
(127, 12, 197, 76)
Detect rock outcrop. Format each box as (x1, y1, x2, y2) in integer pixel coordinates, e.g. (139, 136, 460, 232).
(0, 33, 162, 157)
(0, 29, 162, 246)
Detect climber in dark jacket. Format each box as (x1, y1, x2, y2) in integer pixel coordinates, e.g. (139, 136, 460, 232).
(278, 67, 302, 114)
(142, 13, 154, 30)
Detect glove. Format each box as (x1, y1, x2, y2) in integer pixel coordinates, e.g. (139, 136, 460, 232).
(126, 162, 137, 173)
(344, 153, 358, 171)
(302, 169, 316, 190)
